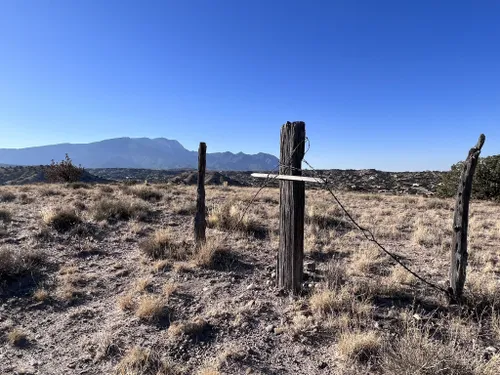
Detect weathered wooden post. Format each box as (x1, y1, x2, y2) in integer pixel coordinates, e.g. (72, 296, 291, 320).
(194, 142, 207, 247)
(277, 121, 306, 294)
(449, 134, 485, 301)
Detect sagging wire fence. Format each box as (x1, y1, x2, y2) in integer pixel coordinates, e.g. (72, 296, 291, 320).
(224, 136, 451, 298)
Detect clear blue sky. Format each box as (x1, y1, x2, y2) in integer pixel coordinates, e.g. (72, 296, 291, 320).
(0, 1, 499, 171)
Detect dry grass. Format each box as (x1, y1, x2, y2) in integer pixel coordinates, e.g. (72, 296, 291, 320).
(337, 329, 382, 362)
(207, 202, 266, 236)
(118, 292, 136, 311)
(0, 208, 12, 222)
(0, 246, 45, 282)
(129, 185, 163, 202)
(33, 288, 50, 302)
(7, 328, 28, 347)
(91, 198, 153, 222)
(41, 208, 81, 233)
(140, 229, 188, 260)
(115, 346, 178, 375)
(168, 317, 208, 339)
(193, 238, 230, 269)
(0, 191, 16, 202)
(135, 295, 168, 323)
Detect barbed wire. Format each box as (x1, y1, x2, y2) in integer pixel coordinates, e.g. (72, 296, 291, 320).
(301, 157, 451, 297)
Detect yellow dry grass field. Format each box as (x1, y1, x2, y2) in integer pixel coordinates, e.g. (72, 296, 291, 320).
(0, 182, 499, 374)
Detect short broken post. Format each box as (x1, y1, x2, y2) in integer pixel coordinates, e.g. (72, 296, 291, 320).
(277, 121, 306, 294)
(194, 142, 207, 248)
(449, 134, 485, 301)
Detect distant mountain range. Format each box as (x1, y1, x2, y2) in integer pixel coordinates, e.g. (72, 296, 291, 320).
(0, 137, 278, 171)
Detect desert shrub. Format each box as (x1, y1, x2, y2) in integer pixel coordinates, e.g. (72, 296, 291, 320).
(0, 191, 16, 202)
(91, 199, 153, 222)
(42, 209, 81, 233)
(207, 202, 266, 237)
(0, 246, 46, 282)
(438, 154, 500, 201)
(66, 182, 92, 189)
(130, 186, 163, 202)
(193, 238, 231, 269)
(45, 154, 84, 183)
(139, 229, 188, 260)
(380, 322, 490, 375)
(115, 346, 179, 375)
(0, 209, 12, 223)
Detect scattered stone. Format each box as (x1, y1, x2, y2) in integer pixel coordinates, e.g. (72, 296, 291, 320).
(265, 324, 275, 333)
(271, 272, 276, 279)
(246, 284, 255, 291)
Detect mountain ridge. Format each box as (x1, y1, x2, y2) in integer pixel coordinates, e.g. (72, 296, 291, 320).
(0, 137, 278, 171)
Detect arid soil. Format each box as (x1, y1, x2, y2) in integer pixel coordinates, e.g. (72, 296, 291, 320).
(0, 183, 499, 375)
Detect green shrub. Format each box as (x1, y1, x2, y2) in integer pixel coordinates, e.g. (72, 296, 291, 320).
(437, 154, 500, 201)
(45, 154, 84, 183)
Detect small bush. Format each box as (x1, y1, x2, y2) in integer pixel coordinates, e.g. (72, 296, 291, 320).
(66, 182, 92, 189)
(0, 246, 45, 282)
(208, 202, 266, 237)
(91, 199, 152, 222)
(139, 229, 188, 260)
(130, 186, 163, 202)
(45, 154, 84, 183)
(0, 209, 12, 223)
(0, 191, 16, 202)
(41, 209, 81, 233)
(337, 330, 381, 362)
(115, 346, 179, 375)
(135, 295, 168, 323)
(194, 239, 231, 269)
(167, 317, 209, 340)
(7, 328, 28, 347)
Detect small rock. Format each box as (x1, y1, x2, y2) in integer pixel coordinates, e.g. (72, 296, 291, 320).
(246, 284, 255, 291)
(241, 322, 249, 329)
(271, 272, 276, 279)
(265, 324, 275, 333)
(266, 280, 273, 286)
(202, 287, 209, 292)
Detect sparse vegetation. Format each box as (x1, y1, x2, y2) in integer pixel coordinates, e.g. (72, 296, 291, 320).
(91, 198, 153, 222)
(41, 208, 81, 233)
(45, 154, 84, 183)
(0, 183, 499, 374)
(7, 328, 28, 347)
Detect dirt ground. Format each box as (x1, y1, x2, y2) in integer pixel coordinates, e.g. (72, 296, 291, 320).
(0, 183, 499, 375)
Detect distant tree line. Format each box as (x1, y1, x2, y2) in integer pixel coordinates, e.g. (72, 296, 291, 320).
(437, 154, 500, 201)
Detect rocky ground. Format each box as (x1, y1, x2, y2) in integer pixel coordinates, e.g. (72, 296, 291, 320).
(0, 183, 498, 374)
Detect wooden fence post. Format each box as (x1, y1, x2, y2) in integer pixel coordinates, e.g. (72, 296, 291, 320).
(194, 142, 207, 247)
(449, 134, 485, 300)
(277, 121, 306, 294)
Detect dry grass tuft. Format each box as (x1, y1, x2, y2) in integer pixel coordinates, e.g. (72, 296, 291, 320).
(129, 186, 163, 202)
(0, 209, 12, 223)
(33, 288, 50, 302)
(163, 282, 178, 298)
(310, 287, 351, 316)
(135, 295, 168, 323)
(380, 322, 487, 375)
(207, 202, 265, 237)
(118, 292, 136, 311)
(7, 328, 28, 347)
(0, 191, 16, 202)
(168, 317, 208, 339)
(140, 229, 188, 260)
(115, 346, 178, 375)
(91, 198, 153, 222)
(41, 208, 81, 233)
(337, 330, 381, 362)
(0, 246, 45, 282)
(193, 238, 230, 269)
